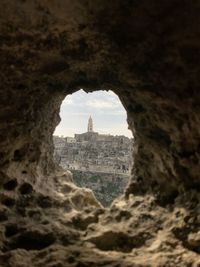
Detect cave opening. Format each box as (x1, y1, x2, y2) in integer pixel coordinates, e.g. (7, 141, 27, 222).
(53, 89, 134, 206)
(0, 1, 200, 265)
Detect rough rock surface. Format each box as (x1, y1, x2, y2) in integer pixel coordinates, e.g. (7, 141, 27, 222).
(0, 1, 200, 266)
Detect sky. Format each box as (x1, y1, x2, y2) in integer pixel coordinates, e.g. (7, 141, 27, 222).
(54, 89, 133, 138)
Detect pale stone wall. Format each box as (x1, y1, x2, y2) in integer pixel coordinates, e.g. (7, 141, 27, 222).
(53, 132, 133, 174)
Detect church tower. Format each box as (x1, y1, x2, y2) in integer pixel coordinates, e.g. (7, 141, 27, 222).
(87, 116, 93, 132)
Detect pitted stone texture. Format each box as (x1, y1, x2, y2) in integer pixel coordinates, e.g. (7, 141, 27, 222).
(0, 0, 200, 195)
(0, 1, 200, 266)
(0, 190, 200, 267)
(0, 171, 103, 266)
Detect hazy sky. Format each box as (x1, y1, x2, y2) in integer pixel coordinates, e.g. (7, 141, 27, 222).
(54, 89, 133, 138)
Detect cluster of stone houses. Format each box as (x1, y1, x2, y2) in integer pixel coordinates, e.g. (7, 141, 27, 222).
(53, 117, 133, 174)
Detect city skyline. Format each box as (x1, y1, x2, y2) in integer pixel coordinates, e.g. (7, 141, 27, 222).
(54, 89, 133, 138)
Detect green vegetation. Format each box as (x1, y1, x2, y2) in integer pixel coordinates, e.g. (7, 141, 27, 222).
(72, 170, 128, 207)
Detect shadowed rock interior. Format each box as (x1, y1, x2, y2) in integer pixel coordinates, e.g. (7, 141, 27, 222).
(0, 1, 200, 266)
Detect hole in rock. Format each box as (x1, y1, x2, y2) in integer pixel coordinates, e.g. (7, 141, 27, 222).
(3, 179, 18, 191)
(1, 197, 15, 207)
(19, 183, 33, 195)
(53, 90, 133, 206)
(5, 224, 19, 237)
(7, 231, 56, 251)
(87, 230, 146, 252)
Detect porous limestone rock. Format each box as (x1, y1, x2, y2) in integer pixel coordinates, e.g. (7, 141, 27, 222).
(0, 1, 200, 266)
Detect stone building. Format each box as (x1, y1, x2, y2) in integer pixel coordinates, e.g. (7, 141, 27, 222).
(54, 116, 133, 174)
(87, 115, 93, 132)
(1, 2, 200, 266)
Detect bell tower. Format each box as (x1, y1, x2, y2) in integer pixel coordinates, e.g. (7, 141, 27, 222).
(87, 116, 93, 132)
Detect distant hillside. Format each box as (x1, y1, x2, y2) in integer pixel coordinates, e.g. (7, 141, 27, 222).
(53, 132, 133, 205)
(72, 170, 129, 206)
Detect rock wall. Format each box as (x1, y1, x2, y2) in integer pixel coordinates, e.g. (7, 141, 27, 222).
(0, 0, 199, 197)
(0, 1, 200, 266)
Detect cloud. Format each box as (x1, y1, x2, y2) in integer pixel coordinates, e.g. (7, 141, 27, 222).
(67, 112, 90, 116)
(62, 95, 73, 105)
(107, 90, 116, 96)
(54, 89, 132, 138)
(61, 90, 122, 110)
(86, 99, 120, 109)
